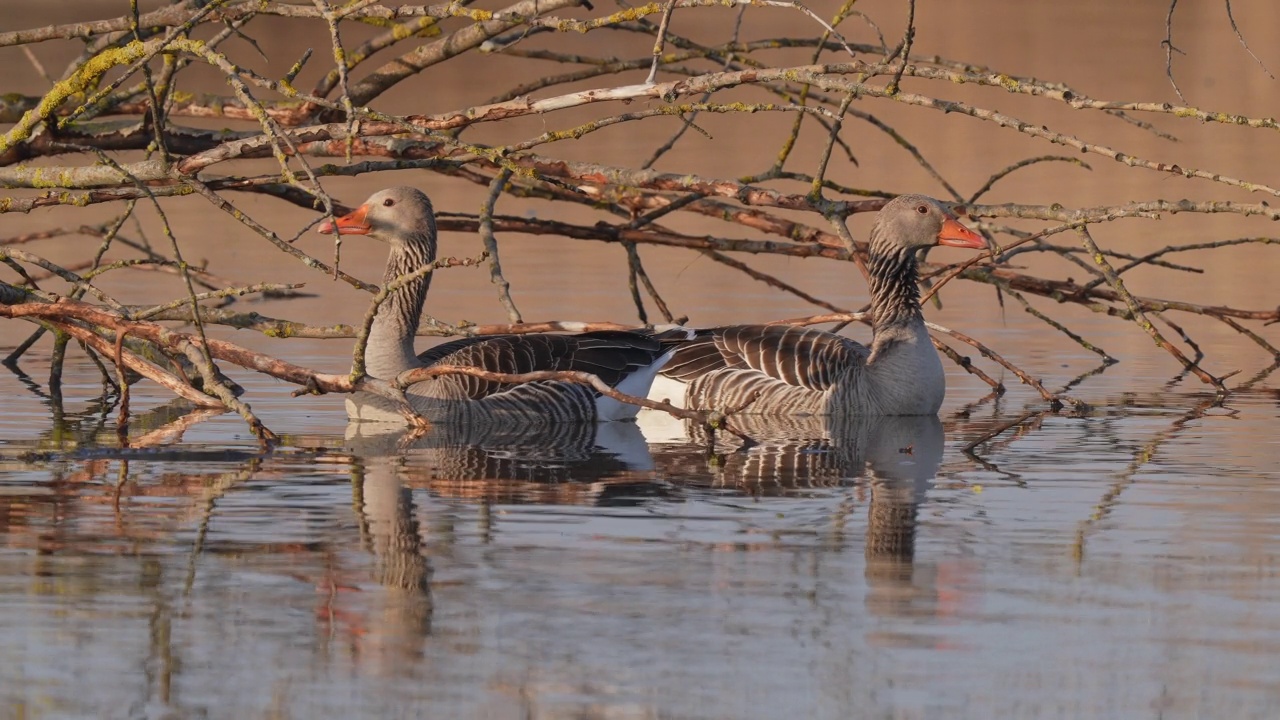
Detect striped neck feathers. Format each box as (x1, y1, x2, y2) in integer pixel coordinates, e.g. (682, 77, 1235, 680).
(366, 231, 437, 377)
(866, 243, 923, 334)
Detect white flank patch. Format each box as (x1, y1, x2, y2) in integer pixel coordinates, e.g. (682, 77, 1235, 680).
(634, 406, 690, 444)
(595, 348, 682, 421)
(645, 374, 688, 409)
(632, 370, 692, 443)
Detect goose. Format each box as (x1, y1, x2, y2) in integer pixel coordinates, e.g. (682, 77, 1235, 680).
(648, 194, 985, 416)
(319, 186, 684, 424)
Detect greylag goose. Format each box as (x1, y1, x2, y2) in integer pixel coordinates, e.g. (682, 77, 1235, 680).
(320, 186, 682, 424)
(648, 194, 984, 416)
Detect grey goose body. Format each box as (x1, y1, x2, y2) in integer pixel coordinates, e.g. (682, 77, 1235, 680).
(320, 187, 681, 424)
(647, 195, 985, 416)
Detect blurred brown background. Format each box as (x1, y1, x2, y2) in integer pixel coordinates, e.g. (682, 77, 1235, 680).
(2, 0, 1277, 378)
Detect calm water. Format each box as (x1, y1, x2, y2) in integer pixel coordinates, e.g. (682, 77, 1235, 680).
(2, 351, 1278, 719)
(5, 0, 1280, 718)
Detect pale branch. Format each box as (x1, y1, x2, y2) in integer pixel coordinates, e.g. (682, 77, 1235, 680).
(344, 0, 588, 107)
(1074, 226, 1224, 391)
(0, 1, 477, 49)
(885, 0, 916, 96)
(646, 1, 678, 86)
(478, 170, 522, 323)
(1, 1, 1277, 430)
(115, 305, 642, 339)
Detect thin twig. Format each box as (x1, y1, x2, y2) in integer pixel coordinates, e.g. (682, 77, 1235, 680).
(1075, 226, 1224, 392)
(885, 0, 915, 96)
(645, 1, 677, 85)
(1163, 0, 1187, 102)
(479, 169, 522, 323)
(1224, 0, 1274, 79)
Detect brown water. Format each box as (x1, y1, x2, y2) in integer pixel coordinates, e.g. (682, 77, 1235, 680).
(4, 1, 1280, 718)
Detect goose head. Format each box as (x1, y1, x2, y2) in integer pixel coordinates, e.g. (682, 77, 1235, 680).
(317, 186, 437, 248)
(870, 194, 984, 254)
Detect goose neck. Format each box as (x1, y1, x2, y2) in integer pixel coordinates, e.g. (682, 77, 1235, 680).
(364, 238, 434, 379)
(867, 246, 923, 334)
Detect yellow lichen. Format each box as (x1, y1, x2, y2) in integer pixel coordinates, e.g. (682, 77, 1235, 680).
(995, 74, 1020, 91)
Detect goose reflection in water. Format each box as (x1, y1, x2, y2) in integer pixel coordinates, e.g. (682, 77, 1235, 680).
(647, 413, 951, 622)
(339, 413, 954, 660)
(333, 455, 433, 672)
(333, 419, 667, 670)
(345, 419, 666, 506)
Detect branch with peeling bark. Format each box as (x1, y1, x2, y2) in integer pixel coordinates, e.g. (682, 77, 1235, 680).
(2, 0, 1278, 438)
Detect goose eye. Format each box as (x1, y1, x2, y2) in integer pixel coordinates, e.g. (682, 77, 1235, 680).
(916, 204, 929, 214)
(382, 198, 396, 207)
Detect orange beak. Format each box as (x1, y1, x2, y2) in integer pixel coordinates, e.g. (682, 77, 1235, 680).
(937, 216, 985, 249)
(317, 204, 372, 235)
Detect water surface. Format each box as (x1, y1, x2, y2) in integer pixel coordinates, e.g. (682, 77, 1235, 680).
(4, 0, 1280, 718)
(2, 354, 1279, 718)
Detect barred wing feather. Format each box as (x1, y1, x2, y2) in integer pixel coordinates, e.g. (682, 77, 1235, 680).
(417, 331, 668, 401)
(661, 325, 867, 391)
